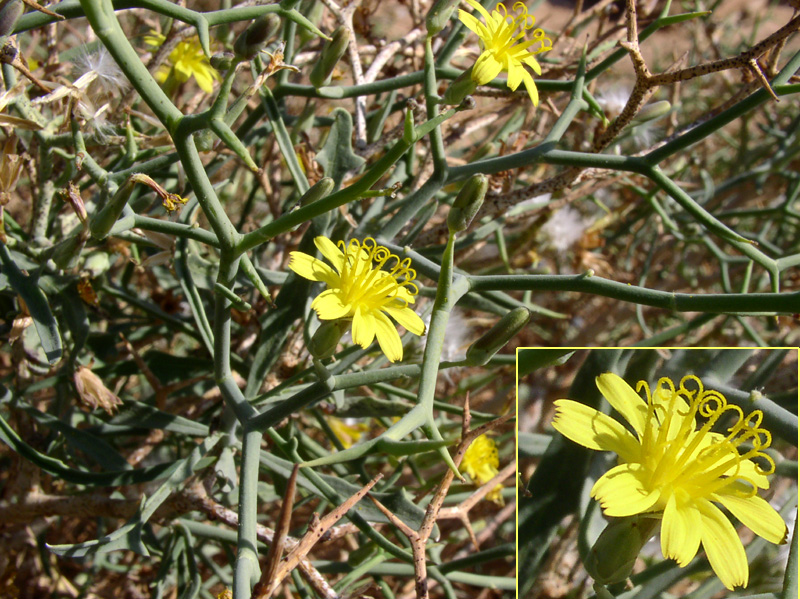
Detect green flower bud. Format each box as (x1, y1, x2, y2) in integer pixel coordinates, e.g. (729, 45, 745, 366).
(210, 51, 236, 71)
(584, 516, 659, 585)
(443, 68, 478, 106)
(90, 178, 136, 240)
(234, 14, 281, 60)
(465, 307, 530, 365)
(306, 177, 335, 233)
(51, 230, 89, 270)
(309, 320, 347, 359)
(631, 100, 671, 125)
(447, 174, 487, 233)
(300, 177, 335, 207)
(309, 26, 349, 88)
(0, 0, 23, 39)
(426, 0, 460, 36)
(402, 106, 416, 144)
(298, 0, 325, 47)
(195, 129, 215, 153)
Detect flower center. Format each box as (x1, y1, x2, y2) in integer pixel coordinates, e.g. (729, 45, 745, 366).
(486, 2, 551, 58)
(637, 375, 774, 500)
(337, 238, 419, 310)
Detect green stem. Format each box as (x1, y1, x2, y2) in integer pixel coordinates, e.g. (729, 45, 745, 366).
(469, 274, 799, 313)
(232, 429, 263, 599)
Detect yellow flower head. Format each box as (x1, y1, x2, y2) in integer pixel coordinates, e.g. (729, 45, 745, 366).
(552, 373, 788, 590)
(144, 31, 220, 93)
(462, 434, 504, 504)
(458, 0, 552, 106)
(328, 417, 371, 449)
(288, 236, 426, 363)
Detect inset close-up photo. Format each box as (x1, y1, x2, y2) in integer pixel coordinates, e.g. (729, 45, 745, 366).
(518, 348, 798, 599)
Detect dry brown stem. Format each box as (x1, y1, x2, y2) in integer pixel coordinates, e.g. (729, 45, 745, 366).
(368, 396, 515, 599)
(252, 466, 383, 599)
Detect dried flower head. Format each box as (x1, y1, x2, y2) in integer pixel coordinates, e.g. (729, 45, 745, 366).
(74, 366, 122, 415)
(74, 46, 129, 96)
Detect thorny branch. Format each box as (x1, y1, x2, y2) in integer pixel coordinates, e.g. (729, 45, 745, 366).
(455, 0, 800, 226)
(368, 397, 515, 599)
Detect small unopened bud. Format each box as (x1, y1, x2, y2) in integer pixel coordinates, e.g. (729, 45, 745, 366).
(466, 307, 530, 365)
(447, 174, 487, 233)
(402, 107, 416, 143)
(0, 0, 23, 38)
(585, 516, 659, 585)
(426, 0, 460, 36)
(210, 51, 236, 71)
(309, 26, 349, 88)
(301, 177, 335, 207)
(443, 68, 478, 106)
(309, 320, 347, 359)
(307, 177, 336, 233)
(298, 0, 325, 47)
(51, 230, 89, 270)
(195, 129, 215, 153)
(234, 14, 281, 60)
(90, 179, 136, 240)
(631, 100, 671, 125)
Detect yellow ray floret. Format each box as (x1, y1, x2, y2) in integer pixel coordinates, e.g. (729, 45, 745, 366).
(552, 373, 787, 590)
(462, 434, 504, 504)
(458, 0, 552, 106)
(288, 236, 426, 362)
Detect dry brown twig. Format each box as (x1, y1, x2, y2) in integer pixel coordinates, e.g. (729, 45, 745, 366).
(368, 396, 515, 599)
(251, 464, 383, 599)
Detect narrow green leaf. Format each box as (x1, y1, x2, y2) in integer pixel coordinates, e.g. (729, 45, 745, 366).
(0, 244, 62, 364)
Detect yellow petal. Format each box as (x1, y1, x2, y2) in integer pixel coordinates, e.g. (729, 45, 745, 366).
(154, 65, 170, 84)
(462, 0, 492, 23)
(507, 61, 523, 91)
(472, 51, 503, 85)
(311, 289, 352, 320)
(314, 236, 345, 273)
(552, 400, 641, 462)
(661, 492, 702, 567)
(373, 311, 403, 362)
(596, 373, 648, 437)
(714, 486, 788, 545)
(696, 499, 749, 590)
(591, 463, 660, 517)
(351, 305, 376, 349)
(383, 303, 425, 336)
(521, 70, 539, 106)
(288, 251, 338, 286)
(523, 55, 542, 75)
(458, 11, 484, 36)
(194, 68, 216, 93)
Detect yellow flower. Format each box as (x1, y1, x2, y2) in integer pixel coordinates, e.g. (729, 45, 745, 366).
(144, 31, 220, 93)
(458, 0, 552, 106)
(552, 373, 788, 590)
(288, 236, 425, 363)
(328, 417, 371, 449)
(462, 434, 504, 504)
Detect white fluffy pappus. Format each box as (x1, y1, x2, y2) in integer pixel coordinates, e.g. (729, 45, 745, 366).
(541, 206, 587, 253)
